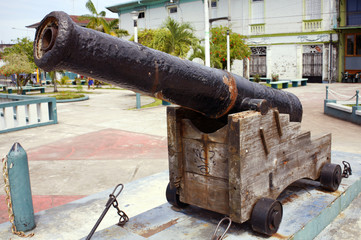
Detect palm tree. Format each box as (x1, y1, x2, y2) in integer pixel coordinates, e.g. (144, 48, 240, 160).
(189, 44, 222, 68)
(106, 19, 129, 37)
(80, 0, 110, 32)
(161, 17, 198, 58)
(81, 0, 128, 37)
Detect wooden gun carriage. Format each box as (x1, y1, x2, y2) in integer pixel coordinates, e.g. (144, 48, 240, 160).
(166, 106, 340, 235)
(33, 11, 342, 236)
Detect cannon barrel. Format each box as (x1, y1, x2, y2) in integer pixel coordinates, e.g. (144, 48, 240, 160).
(34, 11, 302, 121)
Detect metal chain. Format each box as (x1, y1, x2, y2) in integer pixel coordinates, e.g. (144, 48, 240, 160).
(2, 156, 34, 238)
(111, 196, 129, 226)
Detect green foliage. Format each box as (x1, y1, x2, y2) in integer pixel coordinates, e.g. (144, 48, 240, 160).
(130, 28, 168, 52)
(210, 26, 251, 69)
(0, 53, 34, 90)
(189, 44, 222, 68)
(2, 37, 35, 66)
(254, 74, 261, 83)
(49, 91, 85, 100)
(58, 75, 70, 86)
(161, 17, 198, 57)
(132, 18, 198, 58)
(81, 0, 128, 37)
(271, 73, 279, 82)
(76, 85, 83, 92)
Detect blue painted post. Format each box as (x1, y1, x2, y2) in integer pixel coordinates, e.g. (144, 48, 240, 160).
(7, 143, 35, 232)
(162, 100, 171, 106)
(356, 90, 359, 106)
(136, 93, 141, 109)
(326, 86, 329, 100)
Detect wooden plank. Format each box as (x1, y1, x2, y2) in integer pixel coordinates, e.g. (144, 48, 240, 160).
(227, 112, 243, 221)
(167, 106, 184, 189)
(182, 172, 229, 215)
(183, 138, 228, 179)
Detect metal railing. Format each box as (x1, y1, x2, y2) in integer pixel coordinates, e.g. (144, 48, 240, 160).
(324, 86, 361, 125)
(0, 94, 57, 133)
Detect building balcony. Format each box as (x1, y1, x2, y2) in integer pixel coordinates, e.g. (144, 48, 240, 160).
(303, 19, 322, 32)
(250, 24, 265, 35)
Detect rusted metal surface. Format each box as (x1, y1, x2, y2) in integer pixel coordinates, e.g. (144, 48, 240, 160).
(34, 11, 303, 122)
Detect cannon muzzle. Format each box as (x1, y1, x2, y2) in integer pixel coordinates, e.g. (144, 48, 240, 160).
(34, 11, 302, 121)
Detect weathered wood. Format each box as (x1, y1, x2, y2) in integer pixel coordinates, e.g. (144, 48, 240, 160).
(182, 172, 229, 214)
(167, 107, 331, 224)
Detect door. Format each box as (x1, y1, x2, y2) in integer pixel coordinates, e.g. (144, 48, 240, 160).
(302, 45, 323, 83)
(250, 47, 267, 77)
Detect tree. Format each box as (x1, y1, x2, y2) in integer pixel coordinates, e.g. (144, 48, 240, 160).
(81, 0, 108, 32)
(131, 18, 198, 58)
(161, 17, 198, 57)
(189, 44, 222, 68)
(210, 26, 251, 69)
(2, 37, 34, 66)
(0, 53, 35, 94)
(106, 19, 129, 37)
(81, 0, 128, 37)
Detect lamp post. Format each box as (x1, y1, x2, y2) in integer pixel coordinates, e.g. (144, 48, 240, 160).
(204, 0, 210, 67)
(227, 30, 230, 72)
(131, 11, 141, 109)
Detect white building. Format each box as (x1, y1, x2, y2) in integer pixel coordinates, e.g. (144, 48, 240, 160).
(107, 0, 340, 82)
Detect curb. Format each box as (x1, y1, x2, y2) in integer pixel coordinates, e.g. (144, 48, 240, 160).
(56, 95, 89, 103)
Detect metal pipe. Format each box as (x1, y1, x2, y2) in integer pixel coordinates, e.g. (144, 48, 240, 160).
(34, 11, 302, 122)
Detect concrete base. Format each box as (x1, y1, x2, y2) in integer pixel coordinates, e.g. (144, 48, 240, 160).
(1, 151, 361, 239)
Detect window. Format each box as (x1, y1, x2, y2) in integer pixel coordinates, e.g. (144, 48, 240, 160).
(169, 7, 177, 14)
(305, 0, 321, 20)
(346, 34, 361, 56)
(347, 0, 361, 26)
(138, 12, 145, 19)
(251, 0, 264, 24)
(211, 0, 217, 8)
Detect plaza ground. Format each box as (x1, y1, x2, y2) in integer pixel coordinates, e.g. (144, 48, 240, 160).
(0, 82, 360, 238)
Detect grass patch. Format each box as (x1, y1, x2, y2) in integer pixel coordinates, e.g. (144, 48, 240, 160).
(129, 98, 163, 110)
(344, 104, 360, 107)
(46, 91, 86, 100)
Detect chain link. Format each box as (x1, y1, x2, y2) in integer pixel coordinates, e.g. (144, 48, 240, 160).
(2, 156, 34, 238)
(111, 196, 129, 226)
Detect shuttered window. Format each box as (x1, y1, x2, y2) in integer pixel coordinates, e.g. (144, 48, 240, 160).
(305, 0, 321, 20)
(251, 0, 264, 24)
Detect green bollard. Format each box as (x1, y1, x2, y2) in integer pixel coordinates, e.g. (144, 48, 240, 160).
(6, 142, 35, 232)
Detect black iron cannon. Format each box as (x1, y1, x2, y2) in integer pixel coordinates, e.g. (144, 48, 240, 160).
(33, 12, 346, 237)
(34, 11, 302, 122)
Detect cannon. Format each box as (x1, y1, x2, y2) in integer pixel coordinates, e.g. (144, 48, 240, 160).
(34, 11, 342, 236)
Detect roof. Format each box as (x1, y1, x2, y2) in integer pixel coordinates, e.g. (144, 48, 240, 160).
(107, 0, 171, 13)
(26, 15, 117, 29)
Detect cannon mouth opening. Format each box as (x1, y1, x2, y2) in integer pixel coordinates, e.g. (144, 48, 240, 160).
(35, 17, 59, 59)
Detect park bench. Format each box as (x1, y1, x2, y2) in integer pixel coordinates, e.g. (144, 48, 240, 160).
(72, 79, 86, 85)
(290, 78, 308, 87)
(249, 77, 271, 83)
(7, 86, 46, 95)
(269, 80, 289, 89)
(0, 84, 7, 91)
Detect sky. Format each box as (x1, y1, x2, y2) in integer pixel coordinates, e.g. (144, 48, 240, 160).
(0, 0, 131, 44)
